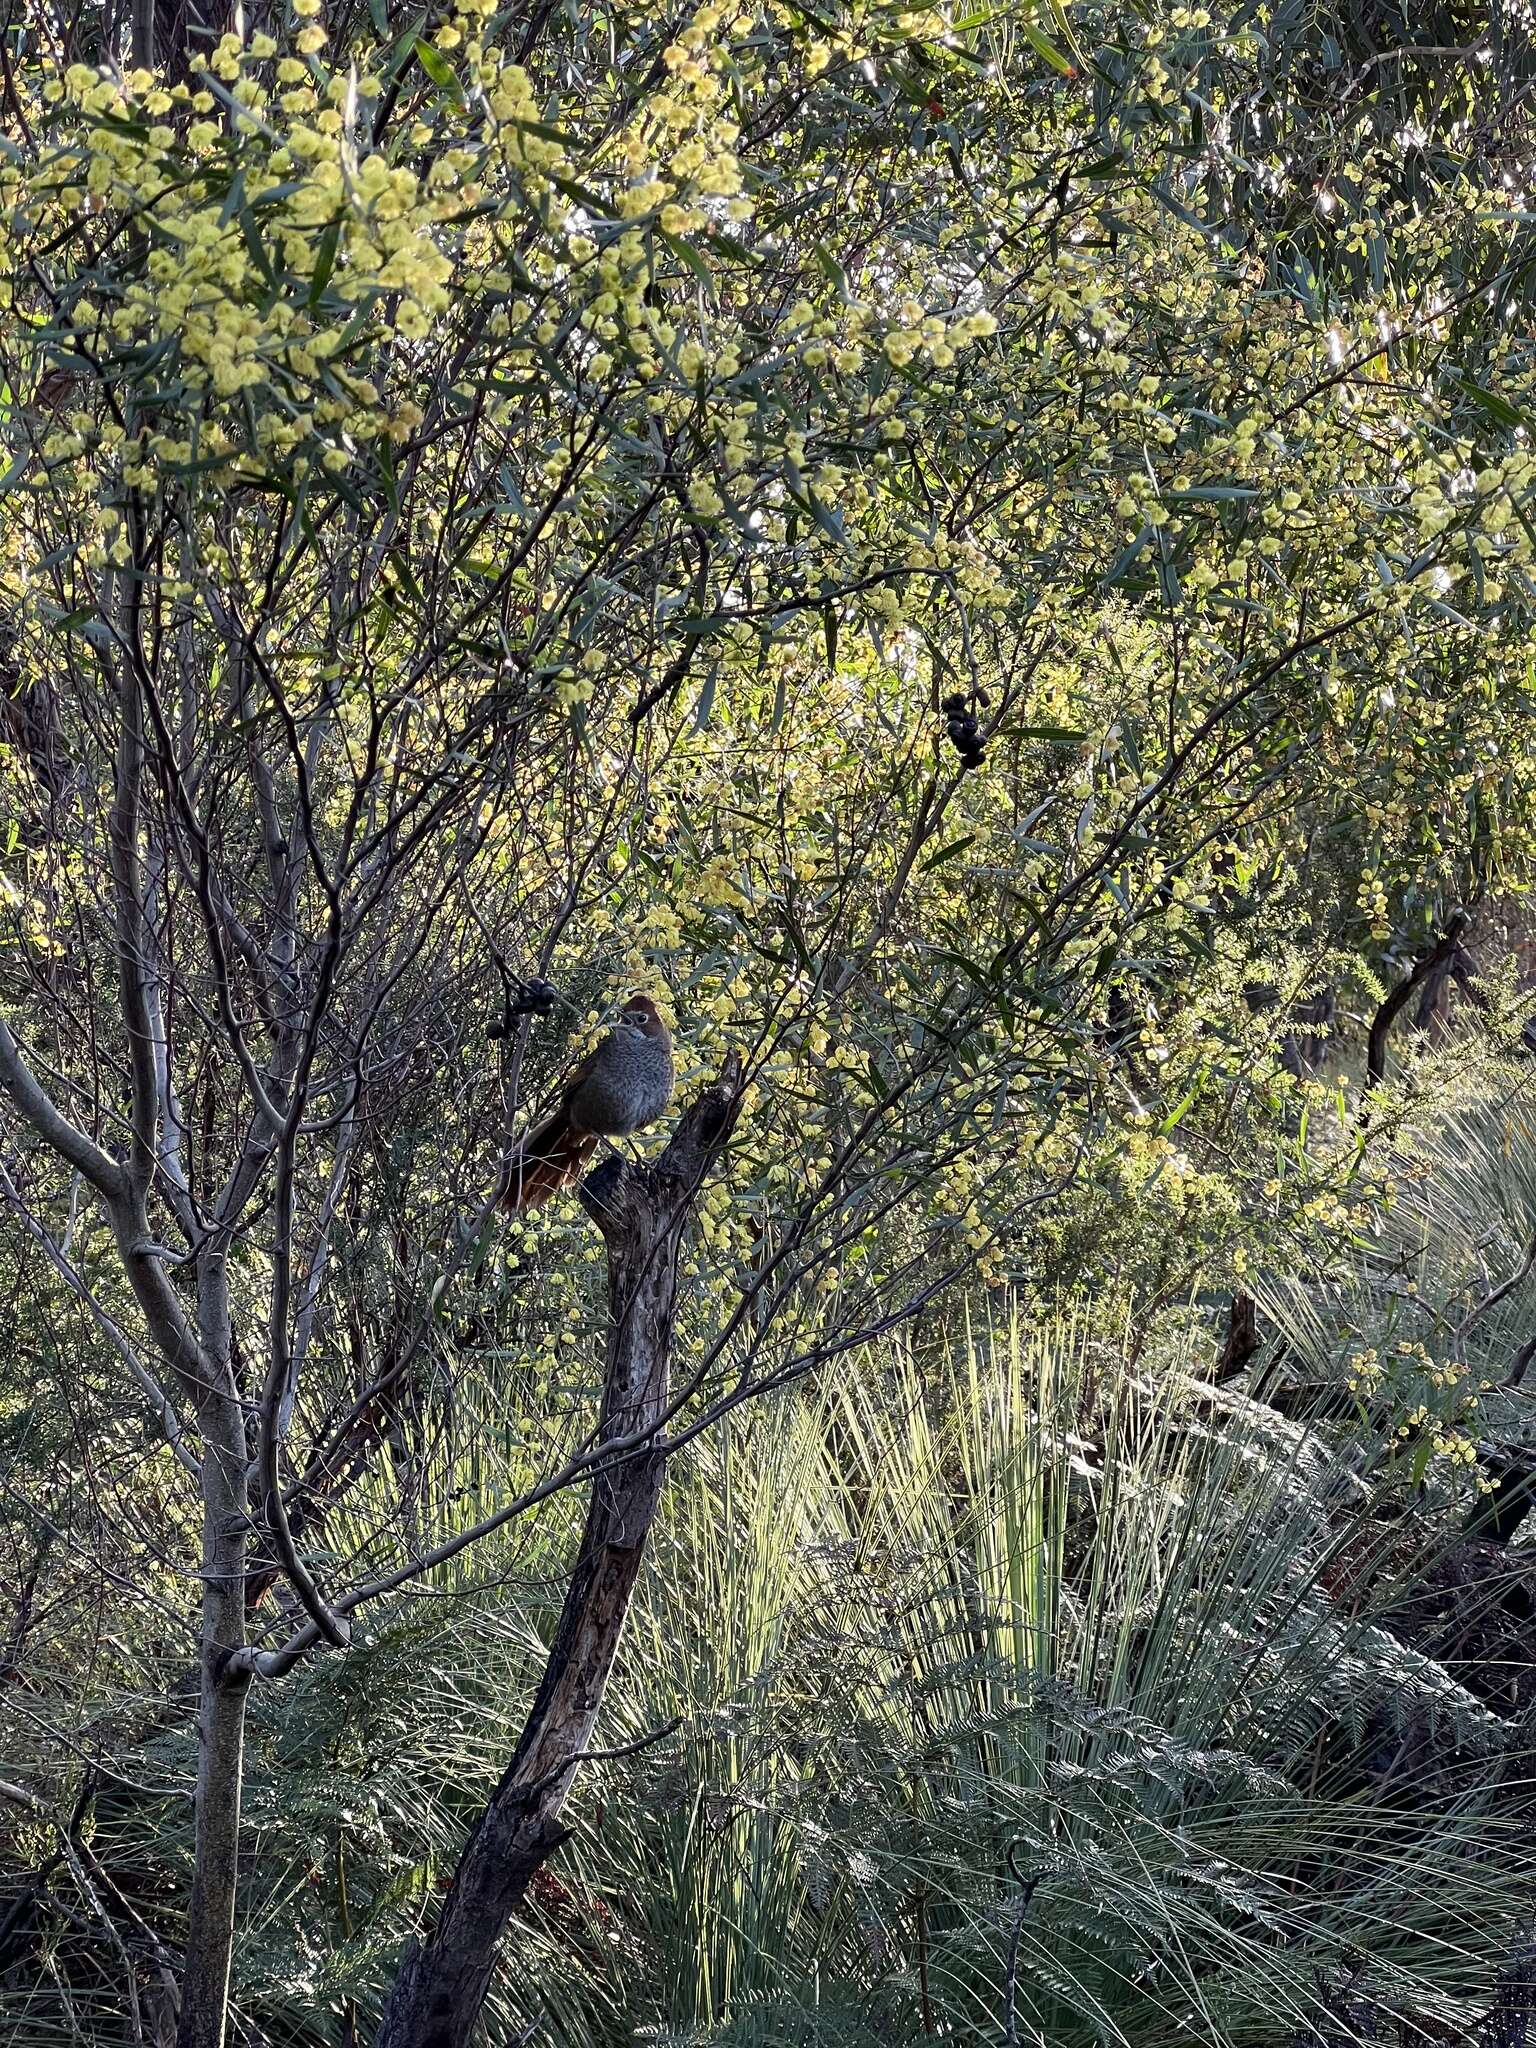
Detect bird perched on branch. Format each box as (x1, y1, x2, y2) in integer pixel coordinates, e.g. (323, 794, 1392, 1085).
(500, 993, 675, 1212)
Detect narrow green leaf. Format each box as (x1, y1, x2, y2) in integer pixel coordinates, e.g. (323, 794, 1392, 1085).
(413, 37, 457, 88)
(811, 241, 849, 298)
(1158, 1081, 1201, 1134)
(1019, 15, 1074, 74)
(308, 219, 341, 308)
(1452, 374, 1525, 430)
(921, 833, 976, 873)
(659, 229, 718, 303)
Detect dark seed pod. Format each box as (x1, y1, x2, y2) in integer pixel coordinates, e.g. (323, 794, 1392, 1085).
(489, 977, 561, 1038)
(941, 693, 985, 770)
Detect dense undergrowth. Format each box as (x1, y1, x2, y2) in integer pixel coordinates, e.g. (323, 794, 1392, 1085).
(11, 1058, 1536, 2045)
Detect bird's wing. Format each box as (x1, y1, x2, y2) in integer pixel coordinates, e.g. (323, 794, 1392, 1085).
(555, 1041, 601, 1129)
(513, 1034, 602, 1137)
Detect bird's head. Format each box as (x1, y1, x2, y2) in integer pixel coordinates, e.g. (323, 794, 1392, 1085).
(620, 992, 667, 1036)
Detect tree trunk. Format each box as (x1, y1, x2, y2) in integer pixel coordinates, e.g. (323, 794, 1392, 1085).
(175, 1384, 251, 2048)
(374, 1061, 740, 2048)
(1366, 913, 1469, 1089)
(1214, 1289, 1259, 1381)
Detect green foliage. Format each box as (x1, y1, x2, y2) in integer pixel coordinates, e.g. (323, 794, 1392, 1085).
(1260, 1051, 1536, 1516)
(16, 1300, 1528, 2044)
(3, 0, 1536, 2039)
(576, 1322, 1529, 2047)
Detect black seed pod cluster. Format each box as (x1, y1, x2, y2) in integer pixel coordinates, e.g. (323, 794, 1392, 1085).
(489, 978, 560, 1038)
(941, 693, 985, 771)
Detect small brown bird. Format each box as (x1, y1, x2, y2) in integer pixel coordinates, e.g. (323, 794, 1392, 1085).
(500, 992, 675, 1212)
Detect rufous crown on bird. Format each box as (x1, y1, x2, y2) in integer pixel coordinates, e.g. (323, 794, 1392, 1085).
(619, 992, 667, 1033)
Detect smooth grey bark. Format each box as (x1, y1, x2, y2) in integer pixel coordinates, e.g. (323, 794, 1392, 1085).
(175, 1376, 250, 2048)
(169, 1250, 249, 2048)
(374, 1061, 740, 2048)
(0, 611, 258, 2048)
(116, 539, 256, 2048)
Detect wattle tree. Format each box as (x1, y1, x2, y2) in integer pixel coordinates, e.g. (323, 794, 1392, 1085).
(1, 1, 1535, 2042)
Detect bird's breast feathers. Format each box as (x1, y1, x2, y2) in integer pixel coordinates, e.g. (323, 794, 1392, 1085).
(568, 1027, 675, 1136)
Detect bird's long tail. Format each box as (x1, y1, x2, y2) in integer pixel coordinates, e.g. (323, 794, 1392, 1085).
(499, 1112, 597, 1212)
